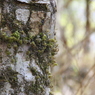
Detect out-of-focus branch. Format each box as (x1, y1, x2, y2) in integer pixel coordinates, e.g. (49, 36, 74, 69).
(53, 29, 95, 77)
(64, 0, 73, 8)
(86, 0, 90, 33)
(84, 0, 90, 52)
(76, 62, 95, 95)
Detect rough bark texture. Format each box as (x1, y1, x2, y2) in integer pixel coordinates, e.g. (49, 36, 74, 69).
(0, 0, 57, 95)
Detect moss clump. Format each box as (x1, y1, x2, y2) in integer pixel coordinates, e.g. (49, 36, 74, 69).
(0, 75, 6, 88)
(25, 81, 44, 95)
(0, 67, 18, 88)
(25, 67, 46, 95)
(25, 32, 57, 94)
(11, 31, 20, 39)
(0, 31, 57, 95)
(0, 31, 20, 43)
(0, 1, 57, 94)
(7, 44, 11, 49)
(0, 29, 57, 94)
(5, 49, 11, 56)
(49, 92, 54, 95)
(22, 32, 57, 64)
(11, 58, 16, 63)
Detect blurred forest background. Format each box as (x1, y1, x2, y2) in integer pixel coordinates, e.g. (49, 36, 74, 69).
(52, 0, 95, 95)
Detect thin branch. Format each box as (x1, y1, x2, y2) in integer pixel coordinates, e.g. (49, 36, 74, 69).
(86, 0, 90, 33)
(75, 62, 95, 95)
(53, 30, 95, 76)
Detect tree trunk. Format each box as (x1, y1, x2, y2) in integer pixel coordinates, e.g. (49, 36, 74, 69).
(0, 0, 57, 95)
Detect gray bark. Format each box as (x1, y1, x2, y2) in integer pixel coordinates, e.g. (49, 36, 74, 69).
(0, 0, 57, 95)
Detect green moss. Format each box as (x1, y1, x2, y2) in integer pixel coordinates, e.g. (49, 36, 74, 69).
(30, 41, 37, 48)
(0, 27, 57, 95)
(49, 92, 54, 95)
(26, 51, 31, 55)
(5, 67, 18, 88)
(0, 1, 57, 94)
(0, 67, 18, 88)
(11, 31, 20, 39)
(25, 32, 57, 94)
(13, 44, 18, 49)
(5, 49, 11, 56)
(7, 44, 11, 49)
(25, 81, 44, 95)
(25, 67, 47, 95)
(11, 58, 15, 63)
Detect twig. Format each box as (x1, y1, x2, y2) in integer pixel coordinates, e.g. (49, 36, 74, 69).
(75, 63, 95, 95)
(53, 30, 95, 76)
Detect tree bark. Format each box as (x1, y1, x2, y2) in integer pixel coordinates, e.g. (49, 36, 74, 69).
(0, 0, 57, 95)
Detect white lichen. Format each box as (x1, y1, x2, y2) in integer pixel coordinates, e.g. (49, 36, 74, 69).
(16, 9, 30, 24)
(16, 53, 35, 81)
